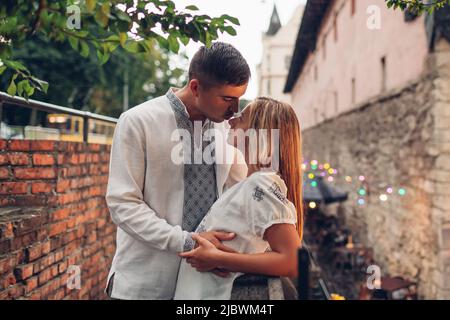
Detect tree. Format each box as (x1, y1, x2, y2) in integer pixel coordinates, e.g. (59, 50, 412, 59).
(0, 0, 239, 99)
(385, 0, 450, 14)
(1, 33, 187, 118)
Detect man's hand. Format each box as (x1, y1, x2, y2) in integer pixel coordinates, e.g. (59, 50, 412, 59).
(196, 230, 237, 253)
(179, 234, 234, 277)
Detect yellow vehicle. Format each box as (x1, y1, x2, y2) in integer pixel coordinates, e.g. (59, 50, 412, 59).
(46, 113, 115, 144)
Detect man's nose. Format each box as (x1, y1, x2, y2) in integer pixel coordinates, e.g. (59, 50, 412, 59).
(231, 99, 239, 113)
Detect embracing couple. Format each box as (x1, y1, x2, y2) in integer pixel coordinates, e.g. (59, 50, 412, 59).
(104, 42, 304, 300)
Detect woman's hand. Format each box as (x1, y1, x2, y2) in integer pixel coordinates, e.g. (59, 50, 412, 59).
(179, 234, 226, 274)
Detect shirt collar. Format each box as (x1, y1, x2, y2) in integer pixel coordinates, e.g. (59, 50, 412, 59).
(165, 88, 214, 130)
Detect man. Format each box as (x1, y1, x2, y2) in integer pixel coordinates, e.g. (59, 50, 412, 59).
(104, 42, 250, 299)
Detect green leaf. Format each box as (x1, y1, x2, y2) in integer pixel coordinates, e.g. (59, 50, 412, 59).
(86, 0, 96, 12)
(31, 77, 49, 93)
(179, 35, 190, 46)
(221, 14, 240, 26)
(185, 5, 199, 11)
(7, 79, 17, 96)
(101, 3, 111, 17)
(68, 36, 79, 51)
(95, 10, 109, 27)
(0, 65, 6, 75)
(80, 41, 90, 57)
(119, 32, 128, 47)
(97, 50, 110, 65)
(224, 26, 237, 36)
(4, 60, 28, 72)
(156, 36, 169, 50)
(168, 34, 179, 53)
(124, 41, 140, 53)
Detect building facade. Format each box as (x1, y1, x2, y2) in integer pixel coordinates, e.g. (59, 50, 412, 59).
(257, 5, 304, 103)
(285, 0, 450, 299)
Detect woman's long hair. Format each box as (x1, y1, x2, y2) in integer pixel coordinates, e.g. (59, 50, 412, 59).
(245, 97, 304, 240)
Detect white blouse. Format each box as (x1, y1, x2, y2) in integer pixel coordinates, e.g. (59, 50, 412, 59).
(174, 170, 297, 300)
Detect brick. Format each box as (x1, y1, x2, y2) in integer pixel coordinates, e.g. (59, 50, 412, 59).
(0, 182, 28, 194)
(0, 167, 11, 179)
(6, 284, 24, 299)
(11, 231, 37, 251)
(50, 264, 59, 278)
(0, 154, 8, 165)
(49, 221, 67, 237)
(42, 241, 51, 255)
(0, 221, 14, 239)
(25, 276, 38, 293)
(56, 179, 70, 193)
(62, 230, 76, 245)
(13, 215, 42, 236)
(33, 153, 55, 166)
(25, 243, 43, 262)
(7, 153, 29, 165)
(14, 167, 56, 180)
(34, 253, 55, 272)
(0, 256, 15, 274)
(10, 195, 47, 206)
(0, 239, 11, 255)
(50, 208, 70, 222)
(14, 264, 34, 281)
(54, 249, 64, 263)
(9, 140, 30, 151)
(58, 260, 68, 274)
(0, 140, 7, 150)
(38, 268, 52, 286)
(51, 288, 65, 300)
(30, 140, 55, 151)
(2, 272, 16, 287)
(31, 182, 53, 194)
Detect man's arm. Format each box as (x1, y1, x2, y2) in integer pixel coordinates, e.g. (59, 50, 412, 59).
(180, 224, 301, 278)
(106, 112, 192, 253)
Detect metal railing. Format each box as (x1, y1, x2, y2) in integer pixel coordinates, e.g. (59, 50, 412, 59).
(0, 92, 117, 143)
(298, 243, 332, 300)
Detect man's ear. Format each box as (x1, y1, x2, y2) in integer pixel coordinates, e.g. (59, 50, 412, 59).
(189, 79, 200, 98)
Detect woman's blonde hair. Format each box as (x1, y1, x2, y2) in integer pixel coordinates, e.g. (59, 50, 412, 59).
(245, 97, 304, 240)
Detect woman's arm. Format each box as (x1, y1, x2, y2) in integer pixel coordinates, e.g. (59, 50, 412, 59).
(179, 223, 301, 278)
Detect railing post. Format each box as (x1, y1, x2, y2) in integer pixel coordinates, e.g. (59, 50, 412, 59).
(83, 113, 89, 143)
(298, 247, 310, 300)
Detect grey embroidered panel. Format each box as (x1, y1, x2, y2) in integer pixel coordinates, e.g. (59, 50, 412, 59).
(166, 89, 218, 242)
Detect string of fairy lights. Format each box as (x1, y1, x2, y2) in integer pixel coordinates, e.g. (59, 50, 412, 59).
(302, 159, 407, 209)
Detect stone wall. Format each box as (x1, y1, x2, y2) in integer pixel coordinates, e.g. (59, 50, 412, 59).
(301, 38, 450, 299)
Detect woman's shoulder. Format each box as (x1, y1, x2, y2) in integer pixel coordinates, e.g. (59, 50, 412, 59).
(243, 170, 288, 200)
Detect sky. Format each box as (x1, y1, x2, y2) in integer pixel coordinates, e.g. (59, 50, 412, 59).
(171, 0, 306, 100)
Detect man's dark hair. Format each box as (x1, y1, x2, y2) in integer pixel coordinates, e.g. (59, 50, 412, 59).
(188, 42, 251, 89)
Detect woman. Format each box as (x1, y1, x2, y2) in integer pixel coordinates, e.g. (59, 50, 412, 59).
(174, 97, 304, 300)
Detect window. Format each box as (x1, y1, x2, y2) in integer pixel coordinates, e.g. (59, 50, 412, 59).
(351, 0, 356, 16)
(285, 55, 292, 70)
(351, 78, 356, 104)
(267, 79, 271, 95)
(333, 16, 338, 42)
(381, 56, 387, 92)
(314, 65, 318, 82)
(334, 91, 338, 113)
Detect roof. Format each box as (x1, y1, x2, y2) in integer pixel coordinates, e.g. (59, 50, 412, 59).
(283, 0, 331, 93)
(266, 5, 282, 36)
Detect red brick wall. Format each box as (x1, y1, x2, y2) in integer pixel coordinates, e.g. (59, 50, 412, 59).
(0, 139, 116, 300)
